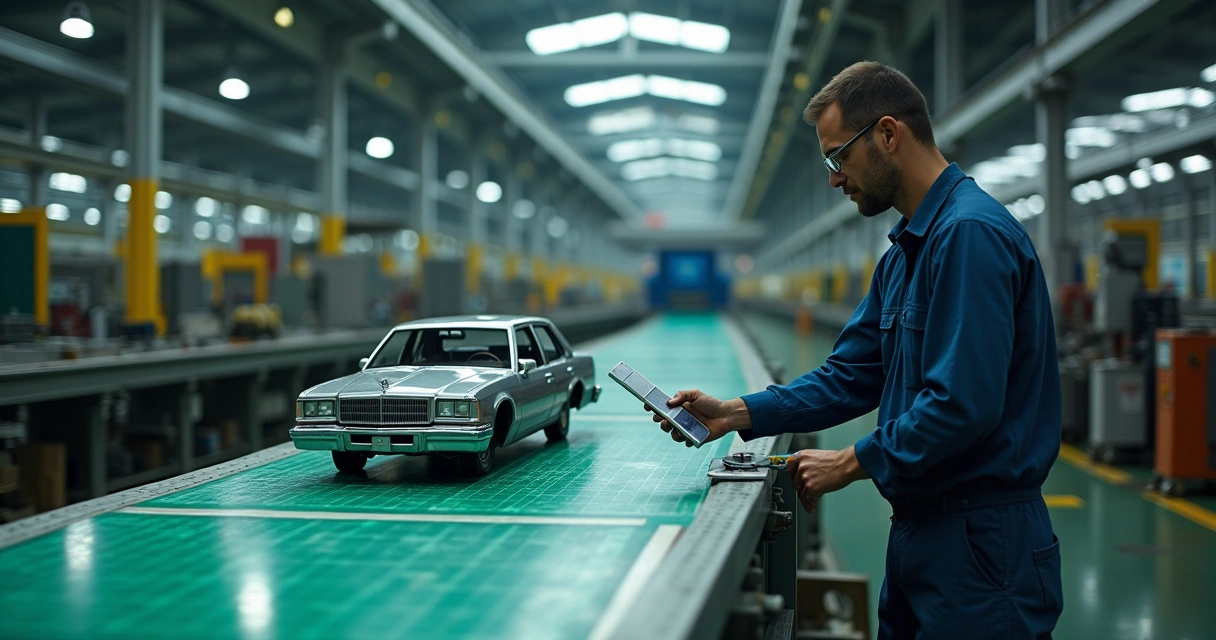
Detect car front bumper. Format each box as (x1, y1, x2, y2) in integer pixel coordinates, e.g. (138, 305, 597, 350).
(289, 423, 493, 454)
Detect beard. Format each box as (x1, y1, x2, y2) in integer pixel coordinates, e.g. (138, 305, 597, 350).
(854, 143, 901, 218)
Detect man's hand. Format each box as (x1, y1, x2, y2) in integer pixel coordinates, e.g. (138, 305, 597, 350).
(643, 390, 751, 447)
(786, 446, 869, 512)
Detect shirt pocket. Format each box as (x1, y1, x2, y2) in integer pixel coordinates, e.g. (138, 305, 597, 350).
(900, 306, 927, 389)
(879, 309, 899, 376)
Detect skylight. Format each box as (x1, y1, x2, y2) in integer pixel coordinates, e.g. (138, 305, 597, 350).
(607, 138, 723, 163)
(525, 12, 731, 56)
(677, 114, 720, 135)
(1121, 87, 1215, 112)
(588, 107, 656, 135)
(564, 75, 726, 107)
(621, 157, 718, 181)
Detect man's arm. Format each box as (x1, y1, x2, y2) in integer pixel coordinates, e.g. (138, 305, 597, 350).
(738, 255, 888, 440)
(853, 220, 1020, 488)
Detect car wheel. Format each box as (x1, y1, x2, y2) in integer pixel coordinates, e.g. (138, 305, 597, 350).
(544, 400, 571, 442)
(332, 451, 368, 473)
(458, 444, 496, 477)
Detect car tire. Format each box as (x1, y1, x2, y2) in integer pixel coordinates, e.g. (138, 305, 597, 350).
(544, 400, 571, 442)
(332, 451, 368, 473)
(458, 444, 496, 477)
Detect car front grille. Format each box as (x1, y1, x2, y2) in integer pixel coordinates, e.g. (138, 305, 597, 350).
(339, 398, 430, 425)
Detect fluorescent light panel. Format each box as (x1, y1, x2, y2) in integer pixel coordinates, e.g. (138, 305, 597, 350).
(525, 12, 730, 56)
(607, 138, 722, 163)
(564, 75, 726, 107)
(621, 157, 718, 181)
(588, 107, 656, 135)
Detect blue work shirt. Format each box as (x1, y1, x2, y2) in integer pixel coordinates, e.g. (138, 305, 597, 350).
(741, 163, 1061, 502)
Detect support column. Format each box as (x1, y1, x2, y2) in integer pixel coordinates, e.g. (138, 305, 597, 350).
(1185, 176, 1198, 300)
(28, 97, 47, 206)
(317, 44, 347, 256)
(934, 0, 963, 117)
(467, 145, 488, 293)
(125, 0, 163, 334)
(1036, 75, 1071, 332)
(503, 163, 522, 282)
(413, 113, 438, 262)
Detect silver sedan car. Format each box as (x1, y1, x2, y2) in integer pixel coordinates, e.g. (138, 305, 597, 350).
(290, 315, 601, 476)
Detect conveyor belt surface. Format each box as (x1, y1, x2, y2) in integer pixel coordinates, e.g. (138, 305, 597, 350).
(0, 314, 749, 640)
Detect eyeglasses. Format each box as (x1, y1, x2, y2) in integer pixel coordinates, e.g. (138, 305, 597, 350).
(823, 116, 881, 173)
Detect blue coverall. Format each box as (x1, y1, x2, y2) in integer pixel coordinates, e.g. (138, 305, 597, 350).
(741, 163, 1064, 639)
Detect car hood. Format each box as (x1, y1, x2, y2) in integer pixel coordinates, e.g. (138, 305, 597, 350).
(301, 367, 513, 398)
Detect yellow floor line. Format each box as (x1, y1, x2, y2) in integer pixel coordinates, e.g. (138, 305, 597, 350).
(1057, 444, 1131, 484)
(1142, 492, 1216, 534)
(1058, 444, 1216, 534)
(1043, 495, 1085, 508)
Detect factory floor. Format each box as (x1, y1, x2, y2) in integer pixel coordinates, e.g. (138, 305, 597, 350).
(738, 311, 1216, 640)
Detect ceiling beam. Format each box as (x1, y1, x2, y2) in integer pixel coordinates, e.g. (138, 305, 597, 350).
(736, 0, 850, 221)
(935, 0, 1193, 148)
(368, 0, 643, 221)
(479, 51, 770, 69)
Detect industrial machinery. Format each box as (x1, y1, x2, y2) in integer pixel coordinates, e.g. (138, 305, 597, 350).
(1086, 222, 1178, 462)
(1152, 328, 1216, 496)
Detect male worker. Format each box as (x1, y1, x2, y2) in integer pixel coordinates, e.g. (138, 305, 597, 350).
(647, 61, 1063, 638)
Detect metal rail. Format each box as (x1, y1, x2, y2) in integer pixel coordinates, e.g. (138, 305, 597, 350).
(608, 317, 793, 640)
(0, 305, 648, 406)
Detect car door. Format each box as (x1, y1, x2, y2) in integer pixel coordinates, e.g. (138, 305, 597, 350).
(513, 326, 550, 433)
(533, 323, 572, 420)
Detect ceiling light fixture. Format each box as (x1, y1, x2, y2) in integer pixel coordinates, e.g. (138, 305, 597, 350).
(476, 181, 502, 203)
(366, 137, 394, 159)
(218, 66, 250, 100)
(526, 12, 729, 55)
(60, 2, 94, 39)
(273, 6, 294, 28)
(564, 75, 726, 108)
(587, 107, 655, 135)
(1180, 154, 1211, 174)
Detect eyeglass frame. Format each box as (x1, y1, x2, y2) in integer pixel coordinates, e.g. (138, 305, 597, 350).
(823, 116, 882, 173)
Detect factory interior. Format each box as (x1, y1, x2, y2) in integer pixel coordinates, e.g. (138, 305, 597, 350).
(1, 0, 1215, 638)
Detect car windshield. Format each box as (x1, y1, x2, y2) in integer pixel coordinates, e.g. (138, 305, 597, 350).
(366, 328, 512, 369)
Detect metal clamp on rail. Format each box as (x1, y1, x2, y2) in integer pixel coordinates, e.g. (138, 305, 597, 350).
(707, 451, 792, 483)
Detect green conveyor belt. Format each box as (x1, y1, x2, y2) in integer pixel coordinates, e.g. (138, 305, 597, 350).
(0, 314, 746, 640)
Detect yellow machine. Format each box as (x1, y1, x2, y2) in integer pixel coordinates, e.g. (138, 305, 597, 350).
(201, 250, 268, 306)
(0, 208, 49, 330)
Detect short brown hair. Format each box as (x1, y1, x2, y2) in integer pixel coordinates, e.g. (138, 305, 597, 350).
(803, 61, 936, 146)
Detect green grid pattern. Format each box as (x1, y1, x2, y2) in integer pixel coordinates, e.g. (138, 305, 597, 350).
(144, 422, 732, 518)
(0, 314, 750, 640)
(0, 513, 655, 640)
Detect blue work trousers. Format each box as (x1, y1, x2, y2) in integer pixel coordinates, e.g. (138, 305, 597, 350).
(878, 493, 1063, 639)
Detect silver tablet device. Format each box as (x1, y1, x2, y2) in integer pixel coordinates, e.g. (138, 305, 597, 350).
(608, 361, 711, 448)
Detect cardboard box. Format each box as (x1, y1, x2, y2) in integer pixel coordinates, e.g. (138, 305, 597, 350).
(133, 438, 164, 471)
(16, 443, 66, 513)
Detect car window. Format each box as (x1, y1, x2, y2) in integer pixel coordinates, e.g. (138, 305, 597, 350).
(369, 328, 511, 368)
(367, 329, 416, 368)
(534, 325, 562, 362)
(514, 327, 543, 365)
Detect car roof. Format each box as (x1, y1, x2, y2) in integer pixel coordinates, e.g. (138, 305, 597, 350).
(389, 315, 552, 331)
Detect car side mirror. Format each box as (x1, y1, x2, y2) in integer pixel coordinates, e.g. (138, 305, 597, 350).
(518, 358, 537, 376)
(359, 357, 369, 370)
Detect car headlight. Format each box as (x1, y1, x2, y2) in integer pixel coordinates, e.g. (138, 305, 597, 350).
(300, 400, 335, 418)
(436, 400, 478, 420)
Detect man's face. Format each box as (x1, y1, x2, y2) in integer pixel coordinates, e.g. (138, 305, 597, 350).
(817, 104, 900, 217)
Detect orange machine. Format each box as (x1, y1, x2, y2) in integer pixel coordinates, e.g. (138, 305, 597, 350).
(1154, 328, 1216, 495)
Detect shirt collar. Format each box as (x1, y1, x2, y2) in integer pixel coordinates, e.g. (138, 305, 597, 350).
(887, 162, 967, 244)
